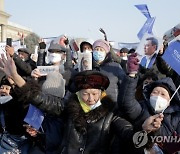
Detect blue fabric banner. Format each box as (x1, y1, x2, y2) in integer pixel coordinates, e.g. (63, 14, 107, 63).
(24, 104, 44, 130)
(162, 41, 180, 75)
(137, 17, 156, 40)
(118, 42, 139, 50)
(135, 4, 151, 19)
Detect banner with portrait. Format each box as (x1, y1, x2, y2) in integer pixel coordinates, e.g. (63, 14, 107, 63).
(78, 52, 92, 72)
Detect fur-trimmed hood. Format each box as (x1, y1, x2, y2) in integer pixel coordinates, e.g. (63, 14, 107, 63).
(67, 94, 115, 134)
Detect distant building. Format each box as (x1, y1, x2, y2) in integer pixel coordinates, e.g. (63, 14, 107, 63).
(0, 0, 32, 42)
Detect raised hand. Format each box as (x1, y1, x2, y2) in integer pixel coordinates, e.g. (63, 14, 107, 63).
(0, 53, 26, 87)
(5, 45, 15, 57)
(31, 68, 42, 78)
(127, 53, 139, 76)
(0, 53, 17, 78)
(99, 28, 107, 41)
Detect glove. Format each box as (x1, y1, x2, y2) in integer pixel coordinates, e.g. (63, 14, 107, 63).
(64, 38, 69, 45)
(39, 42, 46, 49)
(127, 53, 139, 74)
(59, 36, 69, 47)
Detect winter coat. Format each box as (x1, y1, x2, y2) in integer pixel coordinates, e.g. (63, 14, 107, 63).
(93, 53, 126, 104)
(15, 82, 144, 154)
(0, 89, 28, 135)
(119, 75, 180, 136)
(12, 53, 36, 79)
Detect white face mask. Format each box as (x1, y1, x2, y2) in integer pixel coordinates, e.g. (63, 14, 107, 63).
(121, 56, 128, 60)
(90, 99, 101, 110)
(0, 95, 13, 104)
(48, 53, 62, 64)
(83, 50, 92, 53)
(150, 96, 169, 113)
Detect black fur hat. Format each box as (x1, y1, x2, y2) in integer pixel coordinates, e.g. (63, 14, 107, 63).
(72, 70, 110, 92)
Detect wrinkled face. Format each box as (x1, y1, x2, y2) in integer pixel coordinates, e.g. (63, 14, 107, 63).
(82, 44, 92, 52)
(0, 85, 11, 96)
(144, 40, 157, 56)
(79, 89, 101, 106)
(150, 86, 171, 103)
(18, 52, 29, 61)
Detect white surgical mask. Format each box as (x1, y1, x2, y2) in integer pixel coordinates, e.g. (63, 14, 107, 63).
(150, 96, 169, 113)
(48, 53, 62, 64)
(93, 50, 106, 62)
(83, 50, 92, 53)
(121, 56, 128, 60)
(90, 99, 101, 110)
(0, 95, 13, 104)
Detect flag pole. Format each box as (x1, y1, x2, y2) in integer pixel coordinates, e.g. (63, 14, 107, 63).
(162, 84, 180, 113)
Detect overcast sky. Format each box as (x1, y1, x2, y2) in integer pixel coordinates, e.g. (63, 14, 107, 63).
(5, 0, 180, 43)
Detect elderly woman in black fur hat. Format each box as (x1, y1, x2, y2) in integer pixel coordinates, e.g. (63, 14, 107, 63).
(0, 54, 164, 154)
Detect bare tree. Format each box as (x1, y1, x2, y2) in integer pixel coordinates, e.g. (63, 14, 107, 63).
(24, 32, 40, 53)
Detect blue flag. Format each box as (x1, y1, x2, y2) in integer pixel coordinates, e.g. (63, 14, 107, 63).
(137, 17, 156, 40)
(135, 4, 151, 19)
(24, 104, 44, 130)
(118, 42, 139, 50)
(162, 41, 180, 75)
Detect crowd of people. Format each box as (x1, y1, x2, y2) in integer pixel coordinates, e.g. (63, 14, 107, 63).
(0, 34, 179, 154)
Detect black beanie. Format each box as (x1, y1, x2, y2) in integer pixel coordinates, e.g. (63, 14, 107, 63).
(155, 84, 172, 97)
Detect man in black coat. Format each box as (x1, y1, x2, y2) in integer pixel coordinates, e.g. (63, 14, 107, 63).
(5, 46, 36, 80)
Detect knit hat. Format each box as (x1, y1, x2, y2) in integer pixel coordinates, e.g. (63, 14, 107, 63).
(92, 39, 110, 53)
(42, 72, 65, 98)
(154, 84, 172, 97)
(73, 70, 110, 92)
(143, 78, 174, 100)
(48, 39, 67, 53)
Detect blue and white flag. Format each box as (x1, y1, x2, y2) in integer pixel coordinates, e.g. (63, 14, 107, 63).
(24, 104, 44, 130)
(135, 4, 151, 19)
(118, 42, 139, 50)
(137, 17, 156, 40)
(162, 41, 180, 75)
